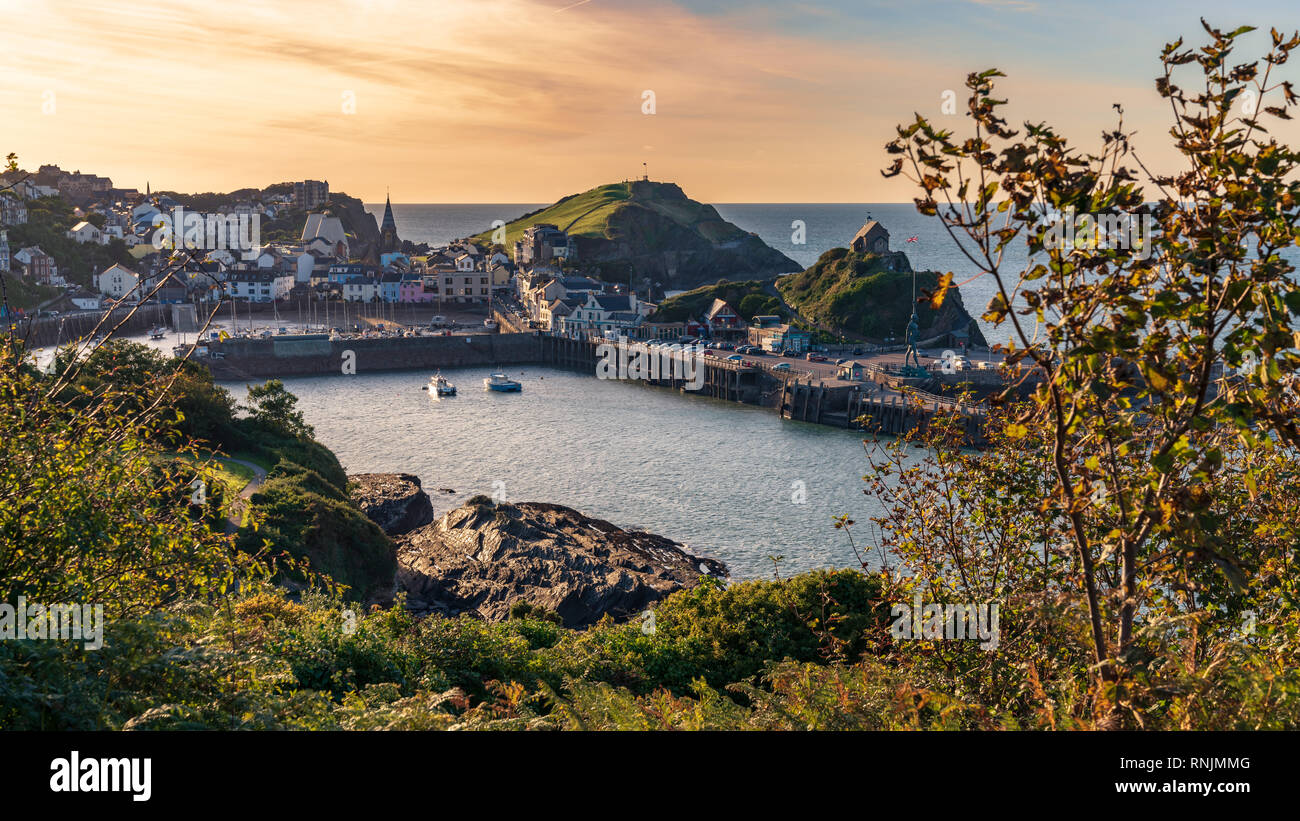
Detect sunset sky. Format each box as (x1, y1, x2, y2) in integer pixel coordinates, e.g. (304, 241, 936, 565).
(3, 0, 1298, 203)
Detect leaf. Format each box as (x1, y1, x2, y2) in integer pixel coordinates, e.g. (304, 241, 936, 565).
(920, 272, 955, 310)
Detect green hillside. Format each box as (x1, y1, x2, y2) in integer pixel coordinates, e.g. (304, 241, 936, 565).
(469, 180, 799, 291)
(777, 247, 986, 345)
(472, 183, 632, 247)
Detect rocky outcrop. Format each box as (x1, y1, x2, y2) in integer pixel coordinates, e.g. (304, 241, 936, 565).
(396, 501, 727, 627)
(580, 188, 801, 291)
(349, 473, 435, 536)
(777, 247, 988, 346)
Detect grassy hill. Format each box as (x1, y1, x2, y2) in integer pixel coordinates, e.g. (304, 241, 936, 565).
(777, 247, 986, 345)
(473, 183, 632, 248)
(471, 181, 799, 291)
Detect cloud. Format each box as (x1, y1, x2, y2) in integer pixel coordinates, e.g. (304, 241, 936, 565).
(3, 0, 1279, 202)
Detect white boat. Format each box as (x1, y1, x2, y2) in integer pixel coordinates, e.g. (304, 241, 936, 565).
(430, 372, 457, 397)
(483, 318, 498, 329)
(147, 325, 166, 340)
(483, 372, 522, 392)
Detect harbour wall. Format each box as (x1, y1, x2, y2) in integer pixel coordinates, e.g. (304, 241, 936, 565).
(205, 333, 546, 381)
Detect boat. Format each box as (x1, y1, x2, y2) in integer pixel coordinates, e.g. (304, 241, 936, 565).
(483, 318, 498, 329)
(483, 372, 522, 392)
(430, 372, 457, 397)
(147, 325, 166, 340)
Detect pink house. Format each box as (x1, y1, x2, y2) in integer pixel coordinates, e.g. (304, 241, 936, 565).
(399, 277, 433, 302)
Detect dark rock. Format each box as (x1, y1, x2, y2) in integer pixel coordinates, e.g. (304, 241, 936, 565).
(396, 501, 727, 627)
(349, 473, 435, 537)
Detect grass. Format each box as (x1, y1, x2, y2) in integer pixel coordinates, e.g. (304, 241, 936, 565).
(164, 451, 257, 494)
(227, 450, 274, 474)
(471, 183, 632, 248)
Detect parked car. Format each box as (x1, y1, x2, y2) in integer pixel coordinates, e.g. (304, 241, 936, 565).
(773, 362, 793, 371)
(806, 353, 827, 362)
(836, 358, 848, 365)
(726, 354, 744, 362)
(749, 348, 767, 356)
(780, 349, 797, 357)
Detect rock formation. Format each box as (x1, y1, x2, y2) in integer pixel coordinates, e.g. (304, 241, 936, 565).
(348, 473, 435, 537)
(396, 500, 727, 627)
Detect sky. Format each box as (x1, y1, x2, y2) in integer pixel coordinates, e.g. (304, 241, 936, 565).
(2, 0, 1299, 203)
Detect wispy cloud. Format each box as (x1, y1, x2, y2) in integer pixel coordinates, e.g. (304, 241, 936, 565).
(2, 0, 1276, 202)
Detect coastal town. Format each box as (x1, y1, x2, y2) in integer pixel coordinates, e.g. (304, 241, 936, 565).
(1, 165, 992, 400)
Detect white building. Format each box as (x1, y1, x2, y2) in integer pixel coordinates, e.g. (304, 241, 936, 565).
(300, 213, 349, 259)
(343, 277, 380, 302)
(96, 263, 140, 300)
(561, 292, 644, 337)
(69, 289, 103, 310)
(228, 271, 293, 302)
(67, 220, 105, 245)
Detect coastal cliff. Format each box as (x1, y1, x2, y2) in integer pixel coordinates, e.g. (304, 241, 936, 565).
(777, 247, 988, 345)
(348, 473, 435, 536)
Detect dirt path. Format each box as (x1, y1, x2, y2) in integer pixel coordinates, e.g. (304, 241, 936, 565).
(222, 458, 268, 535)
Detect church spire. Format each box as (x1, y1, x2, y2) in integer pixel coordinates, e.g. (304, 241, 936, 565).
(378, 188, 400, 253)
(380, 189, 397, 233)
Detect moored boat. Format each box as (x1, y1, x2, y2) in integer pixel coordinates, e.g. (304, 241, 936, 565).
(430, 372, 457, 396)
(147, 325, 166, 340)
(483, 372, 522, 392)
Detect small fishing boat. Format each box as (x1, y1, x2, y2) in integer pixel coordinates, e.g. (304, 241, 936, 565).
(147, 325, 166, 340)
(430, 372, 457, 397)
(483, 372, 522, 392)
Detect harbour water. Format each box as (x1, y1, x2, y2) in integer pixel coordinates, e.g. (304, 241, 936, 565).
(224, 365, 905, 580)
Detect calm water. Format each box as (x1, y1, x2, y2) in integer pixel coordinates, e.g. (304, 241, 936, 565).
(225, 366, 898, 580)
